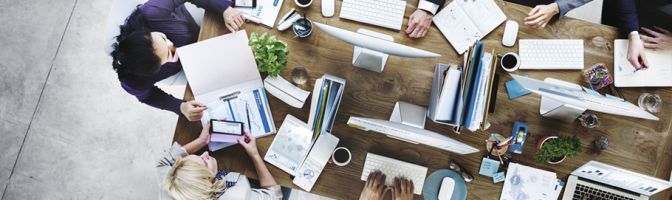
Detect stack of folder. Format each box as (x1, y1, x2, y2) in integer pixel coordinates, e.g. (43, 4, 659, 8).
(428, 41, 497, 133)
(307, 74, 346, 142)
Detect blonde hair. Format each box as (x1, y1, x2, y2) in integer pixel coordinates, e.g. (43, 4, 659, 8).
(165, 157, 226, 200)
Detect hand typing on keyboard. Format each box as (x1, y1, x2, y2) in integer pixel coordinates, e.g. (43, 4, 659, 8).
(359, 171, 414, 200)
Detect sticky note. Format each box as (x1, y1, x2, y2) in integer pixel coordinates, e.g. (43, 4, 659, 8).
(479, 157, 500, 177)
(492, 172, 506, 183)
(505, 80, 531, 100)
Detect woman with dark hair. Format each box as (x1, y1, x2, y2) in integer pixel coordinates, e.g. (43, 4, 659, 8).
(111, 0, 246, 121)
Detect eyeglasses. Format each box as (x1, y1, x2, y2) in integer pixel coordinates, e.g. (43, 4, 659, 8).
(448, 160, 474, 183)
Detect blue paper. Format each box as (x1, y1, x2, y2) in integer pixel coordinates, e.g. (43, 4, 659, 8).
(492, 172, 506, 183)
(479, 157, 500, 177)
(505, 80, 531, 100)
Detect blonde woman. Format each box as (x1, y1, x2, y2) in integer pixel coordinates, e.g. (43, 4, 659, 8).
(157, 123, 281, 200)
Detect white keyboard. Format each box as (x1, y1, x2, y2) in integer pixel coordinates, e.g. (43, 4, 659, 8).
(339, 0, 406, 30)
(519, 39, 584, 70)
(361, 153, 427, 195)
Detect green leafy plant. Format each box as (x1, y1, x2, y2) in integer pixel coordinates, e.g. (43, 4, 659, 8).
(535, 136, 582, 163)
(248, 32, 289, 77)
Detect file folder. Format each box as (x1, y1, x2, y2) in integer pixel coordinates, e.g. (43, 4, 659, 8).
(428, 41, 497, 133)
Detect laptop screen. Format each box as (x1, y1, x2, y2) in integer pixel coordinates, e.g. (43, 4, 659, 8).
(572, 161, 672, 196)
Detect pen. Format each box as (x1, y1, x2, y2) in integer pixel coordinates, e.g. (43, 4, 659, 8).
(219, 91, 240, 102)
(245, 103, 252, 131)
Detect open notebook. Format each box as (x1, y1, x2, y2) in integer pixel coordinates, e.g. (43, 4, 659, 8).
(614, 39, 672, 87)
(432, 0, 506, 54)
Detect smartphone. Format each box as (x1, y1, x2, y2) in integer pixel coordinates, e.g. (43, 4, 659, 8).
(210, 120, 244, 135)
(234, 0, 256, 8)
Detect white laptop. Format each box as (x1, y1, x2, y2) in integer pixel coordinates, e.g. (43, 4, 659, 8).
(562, 161, 672, 200)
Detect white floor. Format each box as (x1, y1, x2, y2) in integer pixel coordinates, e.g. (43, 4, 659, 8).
(0, 0, 597, 199)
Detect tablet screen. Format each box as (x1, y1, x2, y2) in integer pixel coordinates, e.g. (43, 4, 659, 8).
(212, 121, 243, 135)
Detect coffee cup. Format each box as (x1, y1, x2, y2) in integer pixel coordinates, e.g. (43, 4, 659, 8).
(292, 18, 313, 39)
(330, 147, 351, 166)
(500, 52, 520, 72)
(295, 0, 312, 8)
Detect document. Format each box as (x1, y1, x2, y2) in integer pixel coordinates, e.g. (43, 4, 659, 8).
(176, 30, 277, 151)
(435, 66, 462, 121)
(236, 0, 284, 28)
(433, 0, 506, 54)
(500, 163, 563, 200)
(614, 39, 672, 87)
(264, 114, 313, 176)
(264, 76, 310, 108)
(293, 133, 339, 192)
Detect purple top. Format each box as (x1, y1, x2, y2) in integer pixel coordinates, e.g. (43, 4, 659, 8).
(119, 0, 231, 115)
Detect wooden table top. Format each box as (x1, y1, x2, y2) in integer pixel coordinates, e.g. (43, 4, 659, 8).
(173, 0, 672, 199)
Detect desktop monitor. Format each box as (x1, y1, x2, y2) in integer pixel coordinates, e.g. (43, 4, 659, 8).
(313, 22, 441, 58)
(347, 116, 480, 155)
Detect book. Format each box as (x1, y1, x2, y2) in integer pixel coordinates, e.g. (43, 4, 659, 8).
(432, 0, 506, 54)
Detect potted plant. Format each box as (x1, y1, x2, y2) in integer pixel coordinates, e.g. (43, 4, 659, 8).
(535, 135, 582, 164)
(248, 32, 289, 77)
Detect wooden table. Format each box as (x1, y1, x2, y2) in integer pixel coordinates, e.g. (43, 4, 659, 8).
(174, 0, 672, 199)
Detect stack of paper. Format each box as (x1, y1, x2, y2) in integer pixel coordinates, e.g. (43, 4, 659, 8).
(500, 163, 564, 200)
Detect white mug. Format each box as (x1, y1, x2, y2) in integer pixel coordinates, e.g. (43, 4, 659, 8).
(500, 52, 520, 72)
(295, 0, 312, 8)
(331, 147, 351, 166)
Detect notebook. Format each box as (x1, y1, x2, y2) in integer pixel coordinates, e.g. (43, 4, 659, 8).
(614, 39, 672, 87)
(432, 0, 506, 54)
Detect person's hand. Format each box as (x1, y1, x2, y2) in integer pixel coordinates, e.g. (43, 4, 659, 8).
(392, 177, 413, 200)
(627, 31, 649, 70)
(640, 26, 672, 51)
(359, 171, 387, 200)
(524, 3, 559, 29)
(406, 9, 433, 38)
(223, 7, 246, 33)
(197, 122, 211, 146)
(180, 101, 207, 121)
(238, 131, 259, 157)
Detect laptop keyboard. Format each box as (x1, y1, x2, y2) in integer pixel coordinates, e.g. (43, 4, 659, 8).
(572, 184, 635, 200)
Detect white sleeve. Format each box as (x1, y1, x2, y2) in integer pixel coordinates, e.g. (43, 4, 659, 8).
(418, 0, 440, 15)
(157, 143, 188, 200)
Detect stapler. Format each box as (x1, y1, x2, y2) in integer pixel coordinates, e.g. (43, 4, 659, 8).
(277, 9, 302, 31)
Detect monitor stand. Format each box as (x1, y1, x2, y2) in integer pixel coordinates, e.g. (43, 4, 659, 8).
(390, 101, 427, 129)
(539, 78, 587, 122)
(352, 29, 393, 73)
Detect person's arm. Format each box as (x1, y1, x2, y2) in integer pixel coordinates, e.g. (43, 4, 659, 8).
(406, 0, 445, 38)
(120, 81, 183, 115)
(418, 0, 444, 15)
(182, 122, 211, 154)
(238, 133, 278, 187)
(613, 0, 639, 36)
(142, 0, 231, 19)
(555, 0, 592, 18)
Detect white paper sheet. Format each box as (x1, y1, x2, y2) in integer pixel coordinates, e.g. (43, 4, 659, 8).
(236, 0, 284, 28)
(264, 114, 313, 176)
(614, 39, 672, 87)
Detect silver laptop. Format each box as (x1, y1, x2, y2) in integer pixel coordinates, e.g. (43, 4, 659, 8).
(562, 161, 672, 200)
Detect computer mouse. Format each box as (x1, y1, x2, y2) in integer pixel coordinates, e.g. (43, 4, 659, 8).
(502, 20, 518, 47)
(438, 177, 455, 200)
